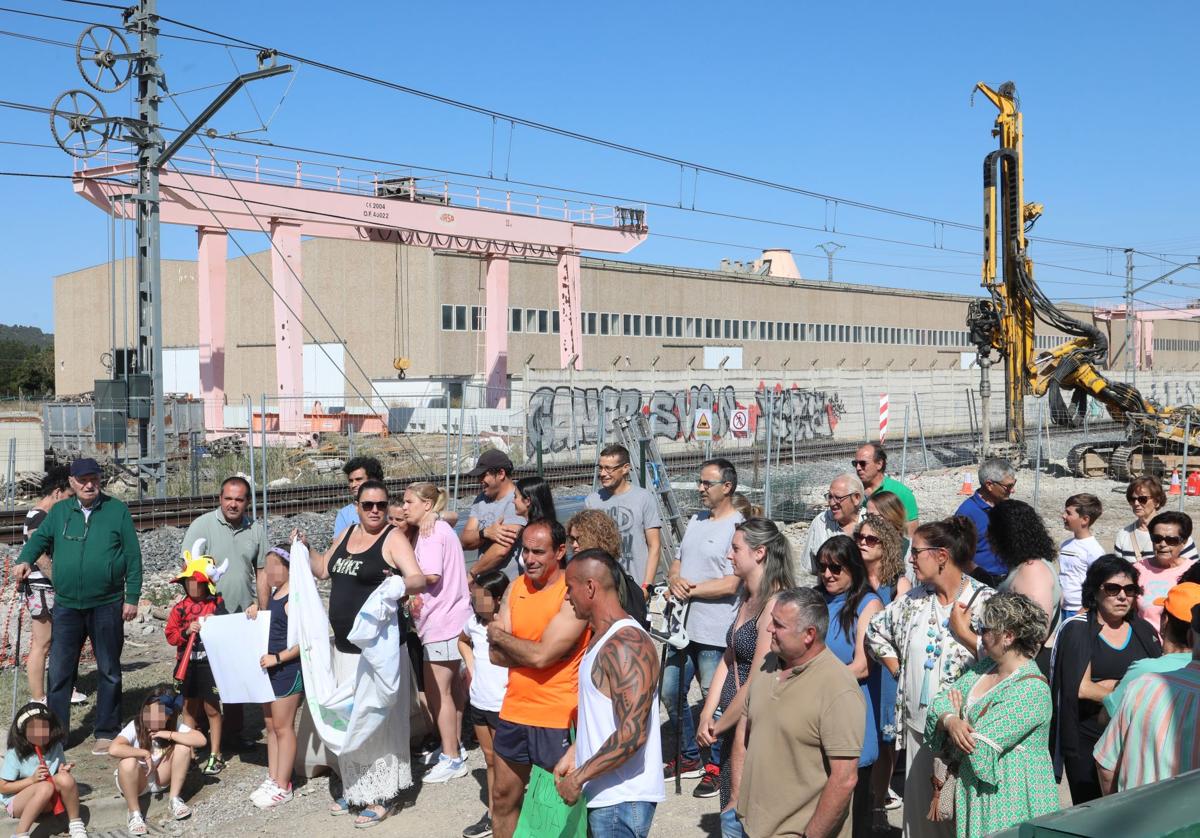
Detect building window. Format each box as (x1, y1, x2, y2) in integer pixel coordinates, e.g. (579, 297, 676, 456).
(586, 312, 596, 335)
(601, 313, 610, 335)
(633, 315, 642, 336)
(552, 310, 560, 333)
(441, 304, 453, 331)
(654, 315, 663, 336)
(666, 317, 674, 338)
(453, 305, 467, 331)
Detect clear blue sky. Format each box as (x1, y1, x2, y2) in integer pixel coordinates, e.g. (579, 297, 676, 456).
(2, 1, 1199, 333)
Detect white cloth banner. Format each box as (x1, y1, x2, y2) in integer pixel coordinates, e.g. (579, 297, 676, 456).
(288, 539, 406, 762)
(199, 612, 275, 704)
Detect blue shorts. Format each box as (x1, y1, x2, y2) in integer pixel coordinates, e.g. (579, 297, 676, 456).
(492, 718, 570, 772)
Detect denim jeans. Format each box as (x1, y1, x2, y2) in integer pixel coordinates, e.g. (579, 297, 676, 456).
(587, 801, 657, 838)
(720, 807, 746, 838)
(660, 641, 724, 764)
(49, 601, 124, 739)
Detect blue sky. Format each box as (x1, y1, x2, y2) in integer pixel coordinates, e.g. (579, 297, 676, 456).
(2, 1, 1199, 332)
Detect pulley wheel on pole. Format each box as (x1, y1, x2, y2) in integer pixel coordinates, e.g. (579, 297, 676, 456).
(49, 90, 114, 158)
(75, 25, 133, 93)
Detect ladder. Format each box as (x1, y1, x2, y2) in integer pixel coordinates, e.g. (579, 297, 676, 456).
(614, 412, 687, 561)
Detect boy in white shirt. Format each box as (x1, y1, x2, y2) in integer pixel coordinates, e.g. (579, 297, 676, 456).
(1059, 493, 1105, 617)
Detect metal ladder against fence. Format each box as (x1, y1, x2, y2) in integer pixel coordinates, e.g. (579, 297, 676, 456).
(614, 413, 687, 557)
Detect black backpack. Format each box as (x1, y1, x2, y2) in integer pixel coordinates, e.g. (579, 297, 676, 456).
(615, 570, 650, 631)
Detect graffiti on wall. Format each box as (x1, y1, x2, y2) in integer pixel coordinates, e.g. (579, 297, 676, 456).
(525, 382, 846, 455)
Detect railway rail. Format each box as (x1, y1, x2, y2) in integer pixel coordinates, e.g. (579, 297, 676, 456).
(0, 421, 1121, 542)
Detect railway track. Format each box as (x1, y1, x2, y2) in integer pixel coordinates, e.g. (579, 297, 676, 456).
(0, 421, 1122, 541)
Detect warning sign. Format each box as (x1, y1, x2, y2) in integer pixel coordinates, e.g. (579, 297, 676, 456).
(693, 409, 714, 441)
(730, 408, 750, 436)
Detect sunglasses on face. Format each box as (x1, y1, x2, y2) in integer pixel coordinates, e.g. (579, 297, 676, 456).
(1129, 495, 1153, 505)
(817, 561, 845, 575)
(987, 480, 1017, 492)
(850, 459, 872, 469)
(359, 500, 388, 512)
(1151, 534, 1184, 546)
(1101, 582, 1141, 598)
(855, 533, 881, 547)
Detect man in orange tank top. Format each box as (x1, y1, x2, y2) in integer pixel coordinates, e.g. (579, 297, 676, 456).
(486, 519, 588, 838)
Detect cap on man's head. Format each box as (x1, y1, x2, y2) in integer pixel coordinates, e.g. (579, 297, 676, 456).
(69, 458, 101, 478)
(466, 448, 514, 477)
(1153, 582, 1200, 623)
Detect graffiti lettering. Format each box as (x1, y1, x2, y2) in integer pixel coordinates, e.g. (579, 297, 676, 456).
(525, 383, 845, 455)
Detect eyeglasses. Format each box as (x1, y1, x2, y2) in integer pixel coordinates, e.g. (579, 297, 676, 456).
(816, 561, 845, 575)
(855, 533, 881, 547)
(1101, 582, 1142, 598)
(697, 479, 725, 489)
(825, 491, 857, 504)
(911, 546, 943, 557)
(1129, 495, 1153, 505)
(598, 464, 628, 473)
(850, 459, 872, 469)
(1150, 533, 1184, 546)
(987, 479, 1017, 493)
(359, 500, 388, 512)
(61, 517, 89, 543)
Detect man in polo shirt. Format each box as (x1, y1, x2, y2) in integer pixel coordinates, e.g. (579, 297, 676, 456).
(15, 458, 142, 755)
(1095, 590, 1200, 794)
(182, 475, 268, 749)
(954, 457, 1016, 587)
(332, 456, 384, 537)
(738, 587, 864, 838)
(584, 444, 663, 596)
(853, 443, 917, 536)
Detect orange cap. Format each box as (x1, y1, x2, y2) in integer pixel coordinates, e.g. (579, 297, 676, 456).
(1153, 582, 1200, 622)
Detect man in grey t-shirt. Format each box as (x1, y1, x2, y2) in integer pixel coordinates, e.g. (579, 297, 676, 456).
(584, 444, 663, 593)
(661, 457, 743, 788)
(462, 449, 521, 580)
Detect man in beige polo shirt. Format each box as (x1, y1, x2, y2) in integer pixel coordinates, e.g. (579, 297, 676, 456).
(738, 587, 864, 838)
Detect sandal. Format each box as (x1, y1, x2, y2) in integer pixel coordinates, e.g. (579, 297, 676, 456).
(329, 797, 350, 816)
(170, 796, 192, 820)
(354, 805, 392, 829)
(200, 753, 225, 775)
(127, 811, 148, 836)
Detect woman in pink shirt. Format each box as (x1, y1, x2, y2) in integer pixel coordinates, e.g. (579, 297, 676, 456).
(1138, 512, 1197, 628)
(401, 483, 473, 784)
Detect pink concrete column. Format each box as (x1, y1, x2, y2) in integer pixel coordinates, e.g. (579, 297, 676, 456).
(484, 255, 510, 408)
(557, 250, 583, 370)
(197, 226, 227, 431)
(269, 220, 305, 432)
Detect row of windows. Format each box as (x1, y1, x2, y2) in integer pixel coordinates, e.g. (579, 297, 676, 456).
(441, 304, 1070, 349)
(1153, 338, 1200, 353)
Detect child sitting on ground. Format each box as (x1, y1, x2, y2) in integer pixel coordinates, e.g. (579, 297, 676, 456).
(0, 703, 86, 838)
(164, 542, 228, 776)
(109, 689, 206, 835)
(244, 544, 303, 809)
(1059, 493, 1105, 618)
(457, 570, 511, 838)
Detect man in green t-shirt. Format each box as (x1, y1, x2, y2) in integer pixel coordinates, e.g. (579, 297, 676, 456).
(853, 442, 918, 536)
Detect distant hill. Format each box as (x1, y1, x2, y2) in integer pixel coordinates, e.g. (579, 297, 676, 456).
(0, 324, 53, 348)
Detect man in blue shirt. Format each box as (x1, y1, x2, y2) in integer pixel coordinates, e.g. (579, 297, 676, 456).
(332, 456, 384, 537)
(954, 457, 1016, 586)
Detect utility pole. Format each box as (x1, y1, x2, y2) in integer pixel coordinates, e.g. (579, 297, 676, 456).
(816, 242, 844, 281)
(1124, 248, 1134, 386)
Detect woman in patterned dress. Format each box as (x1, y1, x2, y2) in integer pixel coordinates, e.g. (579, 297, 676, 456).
(924, 592, 1059, 838)
(866, 516, 993, 838)
(695, 518, 794, 838)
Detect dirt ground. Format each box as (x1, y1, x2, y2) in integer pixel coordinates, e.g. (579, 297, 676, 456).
(14, 460, 1199, 838)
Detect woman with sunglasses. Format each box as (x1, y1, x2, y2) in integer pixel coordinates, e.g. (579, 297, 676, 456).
(867, 516, 992, 838)
(853, 514, 908, 823)
(298, 479, 427, 827)
(1051, 555, 1160, 804)
(1136, 511, 1197, 627)
(1114, 477, 1198, 565)
(695, 519, 794, 836)
(813, 534, 881, 838)
(867, 491, 913, 581)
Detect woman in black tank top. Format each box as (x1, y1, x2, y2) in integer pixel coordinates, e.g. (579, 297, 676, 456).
(326, 522, 395, 653)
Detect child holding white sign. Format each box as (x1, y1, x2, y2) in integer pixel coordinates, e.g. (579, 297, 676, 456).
(245, 544, 302, 809)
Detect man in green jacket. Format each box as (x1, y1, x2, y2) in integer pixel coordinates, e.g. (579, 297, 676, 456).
(15, 458, 142, 754)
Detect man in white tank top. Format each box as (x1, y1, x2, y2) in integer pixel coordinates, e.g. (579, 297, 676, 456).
(554, 549, 665, 838)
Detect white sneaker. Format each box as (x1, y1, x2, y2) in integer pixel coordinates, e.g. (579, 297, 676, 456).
(70, 689, 88, 705)
(255, 782, 294, 810)
(424, 754, 468, 784)
(250, 777, 277, 807)
(68, 819, 88, 838)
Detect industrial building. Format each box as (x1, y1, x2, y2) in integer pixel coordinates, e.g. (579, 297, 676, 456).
(53, 240, 1200, 417)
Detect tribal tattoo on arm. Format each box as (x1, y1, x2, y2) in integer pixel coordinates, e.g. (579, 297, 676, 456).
(575, 627, 659, 785)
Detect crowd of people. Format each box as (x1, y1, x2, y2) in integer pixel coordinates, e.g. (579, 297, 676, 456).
(6, 447, 1200, 838)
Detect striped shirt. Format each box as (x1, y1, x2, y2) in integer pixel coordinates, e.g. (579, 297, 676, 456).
(1094, 660, 1200, 792)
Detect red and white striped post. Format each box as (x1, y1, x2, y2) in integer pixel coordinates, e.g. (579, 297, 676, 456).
(879, 394, 889, 443)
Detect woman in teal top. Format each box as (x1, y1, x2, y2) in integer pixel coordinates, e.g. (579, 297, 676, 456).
(814, 534, 883, 838)
(925, 592, 1059, 838)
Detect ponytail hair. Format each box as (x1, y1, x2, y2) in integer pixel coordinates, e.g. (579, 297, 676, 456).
(913, 515, 977, 569)
(736, 517, 795, 604)
(406, 481, 447, 514)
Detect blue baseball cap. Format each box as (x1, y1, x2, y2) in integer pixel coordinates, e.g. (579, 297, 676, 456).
(69, 458, 101, 478)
